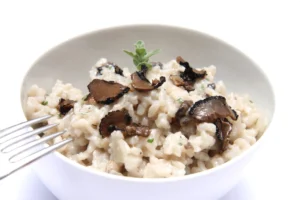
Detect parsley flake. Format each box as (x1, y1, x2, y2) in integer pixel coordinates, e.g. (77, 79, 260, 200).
(41, 101, 48, 106)
(177, 98, 184, 103)
(147, 138, 154, 143)
(108, 65, 113, 69)
(201, 84, 205, 90)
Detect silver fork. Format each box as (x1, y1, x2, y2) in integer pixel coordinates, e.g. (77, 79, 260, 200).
(0, 115, 72, 180)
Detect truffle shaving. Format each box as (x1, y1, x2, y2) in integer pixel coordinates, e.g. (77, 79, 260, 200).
(100, 109, 151, 137)
(176, 56, 207, 82)
(175, 100, 193, 119)
(57, 98, 76, 116)
(87, 79, 130, 105)
(131, 65, 166, 92)
(170, 75, 195, 92)
(214, 118, 232, 151)
(171, 100, 196, 136)
(189, 96, 238, 123)
(170, 56, 207, 91)
(99, 110, 132, 137)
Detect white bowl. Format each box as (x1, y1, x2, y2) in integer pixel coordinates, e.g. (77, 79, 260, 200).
(20, 25, 275, 200)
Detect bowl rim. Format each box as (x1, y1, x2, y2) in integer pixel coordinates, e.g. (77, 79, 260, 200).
(20, 23, 277, 183)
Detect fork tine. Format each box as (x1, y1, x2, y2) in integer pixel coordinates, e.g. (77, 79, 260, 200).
(0, 115, 52, 139)
(1, 123, 58, 152)
(8, 130, 66, 156)
(8, 138, 72, 176)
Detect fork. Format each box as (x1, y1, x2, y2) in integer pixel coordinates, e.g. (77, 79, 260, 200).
(0, 115, 72, 180)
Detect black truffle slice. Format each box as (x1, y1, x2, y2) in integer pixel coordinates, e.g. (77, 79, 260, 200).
(214, 118, 232, 152)
(131, 65, 166, 92)
(189, 96, 238, 123)
(175, 100, 193, 119)
(87, 79, 130, 105)
(171, 100, 196, 136)
(170, 56, 207, 92)
(176, 56, 207, 82)
(57, 98, 76, 115)
(97, 62, 124, 76)
(99, 110, 132, 137)
(99, 109, 150, 137)
(170, 75, 195, 91)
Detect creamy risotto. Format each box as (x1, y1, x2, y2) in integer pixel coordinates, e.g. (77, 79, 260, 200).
(25, 42, 267, 178)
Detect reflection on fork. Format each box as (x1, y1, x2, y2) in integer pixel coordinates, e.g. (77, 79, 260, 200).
(0, 115, 71, 180)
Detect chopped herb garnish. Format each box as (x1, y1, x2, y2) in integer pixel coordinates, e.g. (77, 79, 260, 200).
(249, 100, 253, 103)
(178, 142, 183, 146)
(147, 138, 154, 143)
(201, 84, 205, 90)
(123, 40, 161, 70)
(177, 98, 184, 103)
(41, 101, 48, 106)
(108, 65, 113, 69)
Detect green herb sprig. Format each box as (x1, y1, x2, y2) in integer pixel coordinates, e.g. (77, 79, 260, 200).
(123, 40, 161, 70)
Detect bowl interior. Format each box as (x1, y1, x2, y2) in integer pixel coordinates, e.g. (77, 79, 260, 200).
(21, 24, 275, 127)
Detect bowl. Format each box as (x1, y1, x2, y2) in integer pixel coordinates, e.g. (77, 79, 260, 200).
(20, 25, 275, 200)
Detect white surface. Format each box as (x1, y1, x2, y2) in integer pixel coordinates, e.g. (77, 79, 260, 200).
(0, 0, 299, 199)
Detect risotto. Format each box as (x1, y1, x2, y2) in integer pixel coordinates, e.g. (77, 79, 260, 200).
(25, 41, 267, 178)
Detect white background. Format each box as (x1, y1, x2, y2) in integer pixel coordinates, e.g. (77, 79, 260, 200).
(0, 1, 299, 199)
